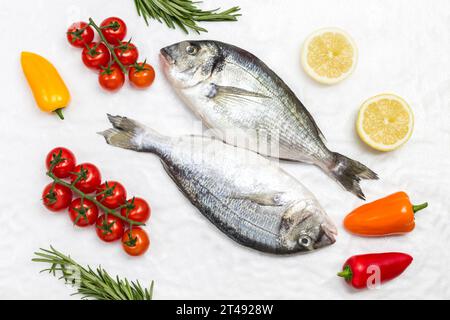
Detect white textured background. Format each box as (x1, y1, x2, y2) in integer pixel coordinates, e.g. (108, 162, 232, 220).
(0, 0, 449, 299)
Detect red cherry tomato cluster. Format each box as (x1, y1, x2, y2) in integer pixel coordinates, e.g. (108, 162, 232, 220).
(43, 147, 151, 256)
(66, 17, 155, 92)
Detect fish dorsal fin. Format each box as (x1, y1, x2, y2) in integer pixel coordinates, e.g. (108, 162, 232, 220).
(231, 191, 286, 206)
(207, 83, 271, 100)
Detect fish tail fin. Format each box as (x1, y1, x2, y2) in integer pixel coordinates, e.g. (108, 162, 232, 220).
(327, 152, 378, 200)
(98, 114, 166, 153)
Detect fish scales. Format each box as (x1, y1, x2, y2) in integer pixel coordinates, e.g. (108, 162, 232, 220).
(161, 139, 287, 247)
(100, 115, 337, 254)
(160, 40, 378, 199)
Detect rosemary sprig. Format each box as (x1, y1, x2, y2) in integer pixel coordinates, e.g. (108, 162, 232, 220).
(134, 0, 241, 34)
(33, 246, 154, 300)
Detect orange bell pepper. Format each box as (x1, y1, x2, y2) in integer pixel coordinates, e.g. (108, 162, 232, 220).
(343, 192, 427, 236)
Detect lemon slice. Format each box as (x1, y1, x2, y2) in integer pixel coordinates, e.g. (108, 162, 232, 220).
(301, 28, 357, 84)
(356, 94, 414, 151)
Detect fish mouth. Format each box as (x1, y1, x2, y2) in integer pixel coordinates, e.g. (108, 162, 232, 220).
(159, 48, 175, 65)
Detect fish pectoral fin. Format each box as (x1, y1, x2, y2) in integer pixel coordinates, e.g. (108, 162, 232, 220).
(232, 191, 286, 206)
(207, 83, 271, 101)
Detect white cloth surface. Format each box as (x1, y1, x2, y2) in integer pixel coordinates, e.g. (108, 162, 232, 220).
(0, 0, 449, 299)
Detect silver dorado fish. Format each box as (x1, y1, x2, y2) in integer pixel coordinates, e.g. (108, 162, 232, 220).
(160, 40, 378, 199)
(100, 115, 337, 254)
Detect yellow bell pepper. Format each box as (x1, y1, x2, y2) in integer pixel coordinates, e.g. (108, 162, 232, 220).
(21, 52, 70, 120)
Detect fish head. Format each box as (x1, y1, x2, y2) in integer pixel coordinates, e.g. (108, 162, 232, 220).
(279, 201, 337, 252)
(160, 40, 221, 89)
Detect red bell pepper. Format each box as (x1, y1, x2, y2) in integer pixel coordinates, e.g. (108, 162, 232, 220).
(338, 252, 413, 289)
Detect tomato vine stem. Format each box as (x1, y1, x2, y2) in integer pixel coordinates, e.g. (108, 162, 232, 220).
(47, 170, 143, 227)
(88, 18, 127, 74)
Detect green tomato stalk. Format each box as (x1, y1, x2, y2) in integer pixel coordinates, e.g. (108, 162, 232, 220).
(47, 150, 143, 227)
(88, 18, 127, 74)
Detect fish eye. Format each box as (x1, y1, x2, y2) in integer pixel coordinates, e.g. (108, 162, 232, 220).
(299, 236, 311, 247)
(186, 45, 198, 55)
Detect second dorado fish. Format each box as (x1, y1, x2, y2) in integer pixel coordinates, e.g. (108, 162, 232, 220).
(100, 115, 337, 254)
(160, 40, 378, 199)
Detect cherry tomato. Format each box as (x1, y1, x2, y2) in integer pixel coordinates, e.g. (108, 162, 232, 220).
(82, 42, 110, 70)
(67, 22, 94, 48)
(114, 41, 138, 66)
(98, 65, 125, 92)
(96, 215, 124, 242)
(129, 62, 155, 89)
(100, 17, 127, 45)
(68, 198, 99, 227)
(42, 183, 72, 212)
(70, 163, 102, 194)
(96, 181, 127, 209)
(122, 227, 150, 256)
(45, 147, 76, 178)
(120, 197, 151, 223)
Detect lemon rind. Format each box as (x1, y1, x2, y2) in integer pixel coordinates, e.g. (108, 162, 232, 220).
(356, 93, 414, 152)
(301, 27, 358, 85)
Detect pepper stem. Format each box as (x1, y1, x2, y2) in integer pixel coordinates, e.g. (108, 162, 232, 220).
(413, 202, 428, 213)
(337, 265, 353, 281)
(54, 108, 65, 120)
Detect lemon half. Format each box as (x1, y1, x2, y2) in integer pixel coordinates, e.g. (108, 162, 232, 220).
(356, 94, 414, 152)
(301, 28, 357, 84)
